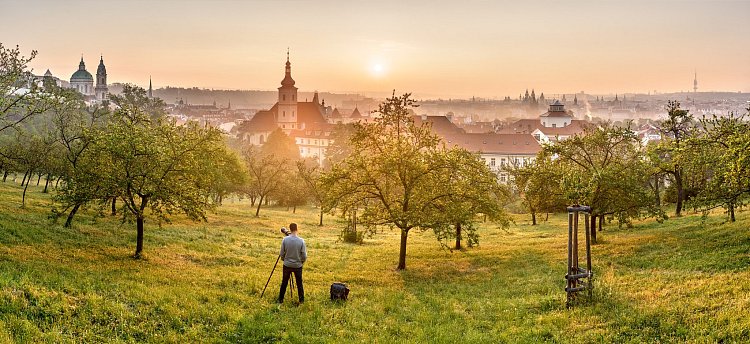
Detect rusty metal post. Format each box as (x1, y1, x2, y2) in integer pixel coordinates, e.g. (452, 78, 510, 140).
(566, 205, 593, 307)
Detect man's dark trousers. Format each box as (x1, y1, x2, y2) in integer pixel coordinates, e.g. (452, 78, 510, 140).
(278, 265, 304, 303)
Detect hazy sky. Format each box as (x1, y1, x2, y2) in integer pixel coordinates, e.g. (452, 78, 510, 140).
(2, 0, 749, 98)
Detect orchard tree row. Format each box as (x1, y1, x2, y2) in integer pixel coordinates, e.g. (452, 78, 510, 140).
(510, 100, 750, 241)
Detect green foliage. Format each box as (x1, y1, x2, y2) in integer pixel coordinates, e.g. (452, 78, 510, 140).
(651, 101, 697, 215)
(241, 129, 300, 217)
(544, 122, 662, 227)
(507, 154, 567, 224)
(687, 109, 750, 221)
(321, 93, 509, 269)
(0, 43, 56, 133)
(54, 84, 238, 257)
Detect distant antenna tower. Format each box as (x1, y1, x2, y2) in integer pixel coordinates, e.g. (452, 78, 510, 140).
(693, 70, 698, 93)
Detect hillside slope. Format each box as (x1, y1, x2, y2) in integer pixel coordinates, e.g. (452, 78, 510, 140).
(1, 182, 749, 343)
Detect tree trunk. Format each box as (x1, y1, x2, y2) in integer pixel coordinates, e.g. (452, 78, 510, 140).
(531, 212, 537, 225)
(135, 216, 145, 258)
(255, 195, 263, 217)
(319, 209, 324, 226)
(729, 202, 736, 222)
(675, 170, 684, 216)
(36, 173, 42, 186)
(455, 223, 462, 250)
(590, 214, 597, 243)
(64, 203, 81, 228)
(250, 195, 256, 206)
(22, 177, 31, 207)
(397, 228, 409, 270)
(20, 171, 28, 186)
(292, 205, 296, 213)
(2, 170, 7, 182)
(653, 176, 661, 208)
(43, 174, 50, 193)
(134, 197, 149, 259)
(111, 198, 117, 216)
(599, 215, 604, 231)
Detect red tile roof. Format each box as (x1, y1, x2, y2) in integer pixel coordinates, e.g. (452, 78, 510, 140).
(236, 110, 277, 132)
(413, 115, 466, 137)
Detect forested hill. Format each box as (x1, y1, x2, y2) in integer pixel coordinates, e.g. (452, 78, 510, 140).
(107, 83, 376, 109)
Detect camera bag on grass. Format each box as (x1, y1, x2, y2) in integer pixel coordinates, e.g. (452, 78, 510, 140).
(330, 282, 349, 301)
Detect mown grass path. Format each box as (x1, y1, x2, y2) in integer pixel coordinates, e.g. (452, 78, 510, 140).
(1, 182, 749, 343)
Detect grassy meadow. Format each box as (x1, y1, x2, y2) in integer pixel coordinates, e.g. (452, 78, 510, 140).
(1, 180, 749, 343)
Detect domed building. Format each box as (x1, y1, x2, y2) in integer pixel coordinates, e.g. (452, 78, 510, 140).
(70, 57, 94, 97)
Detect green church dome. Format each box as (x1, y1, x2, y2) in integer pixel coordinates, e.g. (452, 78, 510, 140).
(71, 57, 94, 81)
(71, 69, 93, 81)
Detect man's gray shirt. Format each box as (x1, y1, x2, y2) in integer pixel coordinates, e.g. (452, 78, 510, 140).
(280, 235, 307, 268)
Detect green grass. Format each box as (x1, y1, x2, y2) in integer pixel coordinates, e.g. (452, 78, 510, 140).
(1, 180, 750, 343)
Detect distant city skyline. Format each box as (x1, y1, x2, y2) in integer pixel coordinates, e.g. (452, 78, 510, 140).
(1, 0, 749, 98)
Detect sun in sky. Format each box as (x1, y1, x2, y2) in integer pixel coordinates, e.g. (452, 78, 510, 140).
(370, 61, 386, 78)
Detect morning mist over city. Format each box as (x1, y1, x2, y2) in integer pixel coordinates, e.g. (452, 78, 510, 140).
(2, 0, 750, 342)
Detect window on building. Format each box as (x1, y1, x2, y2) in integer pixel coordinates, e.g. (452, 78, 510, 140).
(500, 175, 507, 182)
(490, 158, 496, 167)
(552, 123, 557, 128)
(501, 158, 506, 166)
(283, 95, 286, 101)
(283, 111, 285, 117)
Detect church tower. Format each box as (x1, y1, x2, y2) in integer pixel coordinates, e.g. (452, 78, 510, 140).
(277, 50, 298, 132)
(95, 55, 108, 102)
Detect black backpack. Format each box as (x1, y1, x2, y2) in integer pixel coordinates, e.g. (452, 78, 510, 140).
(330, 282, 349, 301)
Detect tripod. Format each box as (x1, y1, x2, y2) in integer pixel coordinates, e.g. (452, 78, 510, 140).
(260, 255, 295, 300)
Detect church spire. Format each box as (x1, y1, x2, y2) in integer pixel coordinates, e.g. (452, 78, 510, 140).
(280, 49, 295, 87)
(148, 76, 153, 98)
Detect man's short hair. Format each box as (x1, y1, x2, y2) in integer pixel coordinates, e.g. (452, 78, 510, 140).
(289, 223, 298, 232)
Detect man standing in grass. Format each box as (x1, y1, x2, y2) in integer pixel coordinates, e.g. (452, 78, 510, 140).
(278, 223, 306, 303)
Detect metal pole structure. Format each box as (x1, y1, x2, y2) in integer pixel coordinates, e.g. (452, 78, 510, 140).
(584, 212, 593, 297)
(260, 255, 281, 298)
(567, 211, 574, 305)
(566, 205, 593, 306)
(573, 211, 579, 290)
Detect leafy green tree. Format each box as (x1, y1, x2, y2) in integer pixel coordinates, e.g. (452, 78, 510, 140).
(1, 43, 57, 133)
(297, 159, 328, 225)
(688, 110, 750, 221)
(323, 123, 356, 168)
(508, 154, 567, 225)
(545, 122, 660, 242)
(242, 128, 299, 217)
(57, 85, 234, 257)
(322, 93, 509, 269)
(655, 101, 695, 216)
(429, 148, 511, 250)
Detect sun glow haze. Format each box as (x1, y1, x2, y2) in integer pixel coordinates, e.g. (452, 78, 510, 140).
(1, 1, 749, 98)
